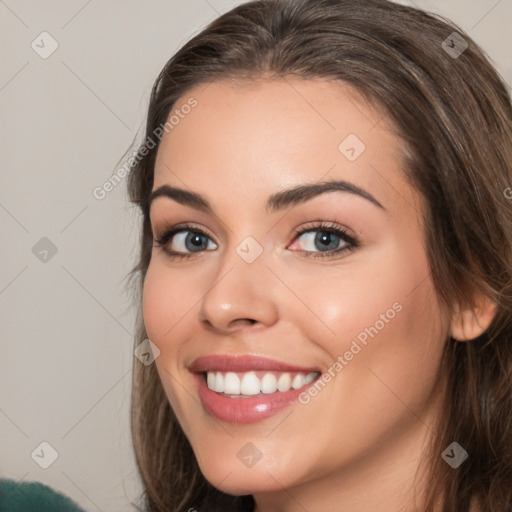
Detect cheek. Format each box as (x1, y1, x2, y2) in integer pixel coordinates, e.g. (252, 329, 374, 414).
(276, 256, 448, 471)
(281, 248, 426, 356)
(289, 242, 448, 405)
(343, 264, 446, 409)
(142, 262, 196, 351)
(142, 266, 168, 345)
(142, 263, 196, 419)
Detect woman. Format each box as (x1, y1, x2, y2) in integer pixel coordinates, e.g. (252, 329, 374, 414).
(126, 0, 512, 510)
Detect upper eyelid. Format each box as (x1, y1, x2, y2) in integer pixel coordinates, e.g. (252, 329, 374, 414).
(153, 222, 348, 237)
(154, 222, 357, 248)
(152, 222, 211, 237)
(154, 225, 357, 263)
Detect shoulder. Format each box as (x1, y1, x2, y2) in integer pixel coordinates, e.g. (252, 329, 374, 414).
(0, 478, 86, 511)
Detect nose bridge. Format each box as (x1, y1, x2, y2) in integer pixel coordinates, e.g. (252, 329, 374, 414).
(197, 232, 278, 332)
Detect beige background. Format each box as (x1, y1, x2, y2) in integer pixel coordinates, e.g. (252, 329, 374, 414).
(1, 0, 510, 510)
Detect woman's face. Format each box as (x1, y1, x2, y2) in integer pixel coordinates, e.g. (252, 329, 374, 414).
(143, 78, 451, 499)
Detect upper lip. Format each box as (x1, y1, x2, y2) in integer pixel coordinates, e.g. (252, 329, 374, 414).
(189, 355, 320, 374)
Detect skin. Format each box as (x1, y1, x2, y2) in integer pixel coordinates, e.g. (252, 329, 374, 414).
(142, 78, 495, 512)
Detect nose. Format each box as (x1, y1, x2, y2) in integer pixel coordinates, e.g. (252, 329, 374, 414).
(197, 244, 279, 334)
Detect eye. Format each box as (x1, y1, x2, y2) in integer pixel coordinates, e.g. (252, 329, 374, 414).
(153, 221, 359, 261)
(153, 223, 217, 260)
(288, 222, 359, 259)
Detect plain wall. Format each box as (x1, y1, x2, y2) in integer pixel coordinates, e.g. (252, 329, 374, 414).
(1, 0, 510, 510)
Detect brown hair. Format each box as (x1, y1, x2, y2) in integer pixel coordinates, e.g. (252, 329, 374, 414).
(126, 0, 512, 510)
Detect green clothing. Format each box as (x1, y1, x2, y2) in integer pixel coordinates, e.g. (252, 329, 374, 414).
(0, 478, 86, 511)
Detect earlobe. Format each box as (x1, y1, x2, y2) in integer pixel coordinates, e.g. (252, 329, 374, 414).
(450, 294, 497, 341)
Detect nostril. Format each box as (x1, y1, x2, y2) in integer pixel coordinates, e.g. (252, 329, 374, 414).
(228, 318, 258, 329)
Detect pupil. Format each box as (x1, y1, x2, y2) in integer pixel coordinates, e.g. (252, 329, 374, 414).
(316, 231, 338, 251)
(187, 233, 206, 251)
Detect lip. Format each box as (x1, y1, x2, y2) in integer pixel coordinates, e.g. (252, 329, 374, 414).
(189, 355, 321, 424)
(189, 354, 320, 373)
(192, 372, 318, 424)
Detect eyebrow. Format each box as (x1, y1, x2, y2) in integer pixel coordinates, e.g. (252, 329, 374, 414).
(148, 180, 386, 214)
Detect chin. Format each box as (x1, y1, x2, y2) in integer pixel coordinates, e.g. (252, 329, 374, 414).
(199, 465, 280, 496)
(193, 441, 307, 497)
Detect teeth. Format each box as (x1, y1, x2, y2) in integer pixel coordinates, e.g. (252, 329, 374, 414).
(277, 373, 291, 392)
(304, 372, 316, 385)
(261, 373, 277, 394)
(214, 372, 223, 392)
(207, 371, 216, 390)
(291, 374, 305, 389)
(224, 372, 240, 394)
(240, 372, 260, 395)
(205, 370, 319, 395)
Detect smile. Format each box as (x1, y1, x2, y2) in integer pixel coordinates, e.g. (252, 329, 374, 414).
(189, 355, 322, 423)
(205, 370, 319, 395)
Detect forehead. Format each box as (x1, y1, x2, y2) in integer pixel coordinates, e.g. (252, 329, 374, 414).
(152, 78, 419, 215)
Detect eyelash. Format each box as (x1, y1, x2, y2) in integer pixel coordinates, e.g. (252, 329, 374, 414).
(153, 221, 359, 261)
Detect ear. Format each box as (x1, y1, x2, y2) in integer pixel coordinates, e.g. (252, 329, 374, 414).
(450, 293, 497, 341)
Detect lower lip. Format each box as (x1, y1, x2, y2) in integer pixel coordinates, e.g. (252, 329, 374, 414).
(193, 372, 314, 424)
